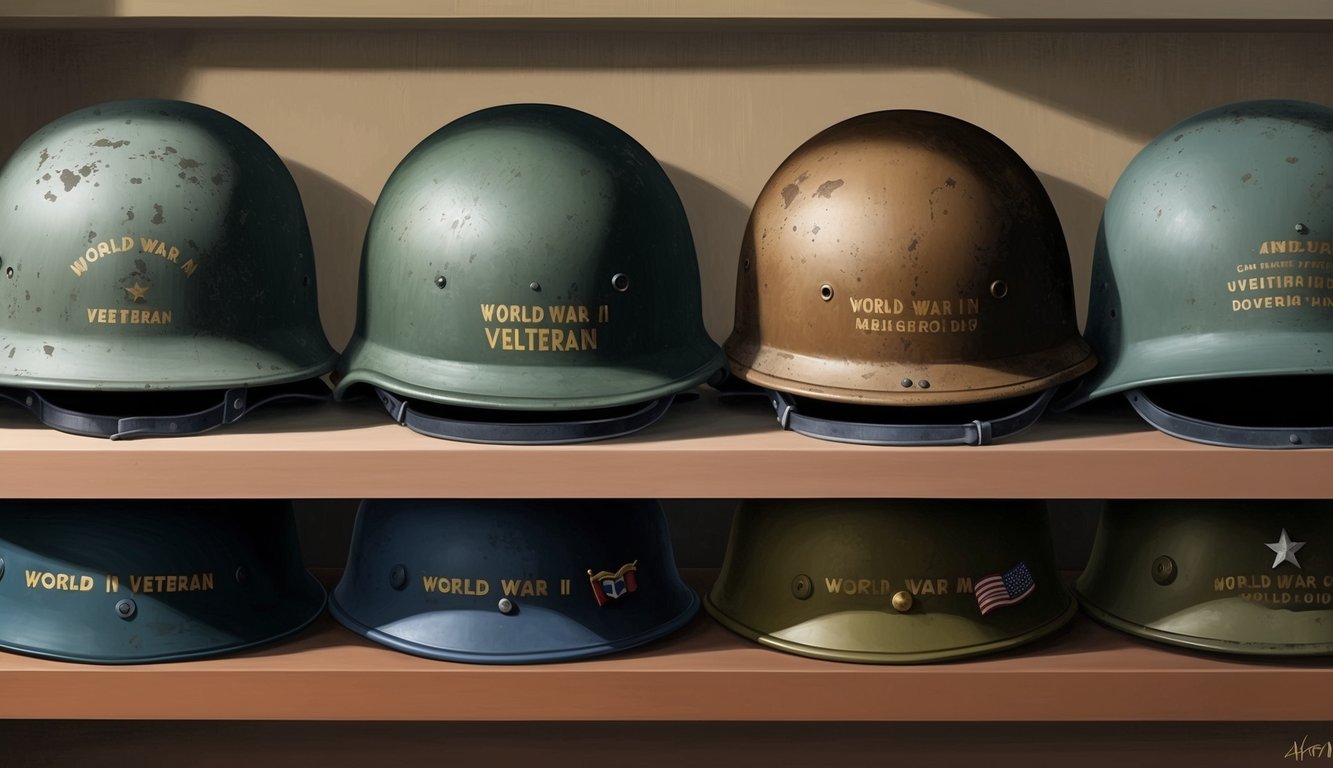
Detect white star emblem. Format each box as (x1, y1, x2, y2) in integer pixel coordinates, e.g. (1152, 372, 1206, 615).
(1266, 528, 1305, 569)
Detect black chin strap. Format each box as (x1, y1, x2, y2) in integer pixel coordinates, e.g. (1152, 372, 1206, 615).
(373, 387, 674, 445)
(1126, 388, 1333, 449)
(0, 379, 330, 439)
(765, 388, 1055, 446)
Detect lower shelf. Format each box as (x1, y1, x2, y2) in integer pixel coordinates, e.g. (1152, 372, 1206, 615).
(2, 570, 1328, 722)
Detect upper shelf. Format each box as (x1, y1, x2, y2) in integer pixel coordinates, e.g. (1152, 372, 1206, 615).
(0, 391, 1328, 499)
(5, 1, 1333, 26)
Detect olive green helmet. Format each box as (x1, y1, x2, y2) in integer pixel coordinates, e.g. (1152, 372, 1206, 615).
(0, 99, 334, 438)
(0, 500, 325, 664)
(706, 499, 1073, 663)
(1078, 500, 1333, 655)
(334, 103, 724, 444)
(724, 110, 1095, 446)
(1057, 100, 1333, 448)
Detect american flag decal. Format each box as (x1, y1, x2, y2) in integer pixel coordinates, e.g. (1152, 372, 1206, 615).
(974, 561, 1035, 616)
(587, 560, 638, 607)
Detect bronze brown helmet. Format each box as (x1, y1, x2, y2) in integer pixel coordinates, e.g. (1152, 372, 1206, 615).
(725, 110, 1095, 445)
(706, 499, 1074, 663)
(1078, 500, 1333, 655)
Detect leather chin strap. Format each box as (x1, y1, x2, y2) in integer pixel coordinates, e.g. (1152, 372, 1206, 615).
(1126, 388, 1333, 449)
(0, 379, 330, 440)
(764, 387, 1055, 446)
(373, 387, 674, 445)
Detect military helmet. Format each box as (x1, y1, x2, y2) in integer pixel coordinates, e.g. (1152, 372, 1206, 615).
(725, 110, 1094, 445)
(1058, 100, 1333, 448)
(0, 500, 324, 664)
(330, 499, 698, 663)
(333, 103, 725, 444)
(1078, 500, 1333, 655)
(705, 499, 1073, 663)
(0, 99, 335, 438)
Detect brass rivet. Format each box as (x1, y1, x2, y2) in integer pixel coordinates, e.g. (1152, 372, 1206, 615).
(891, 591, 913, 612)
(1296, 223, 1310, 235)
(1151, 555, 1177, 586)
(792, 574, 813, 599)
(530, 282, 541, 292)
(917, 380, 930, 390)
(434, 275, 447, 289)
(390, 564, 408, 591)
(498, 598, 515, 614)
(115, 599, 137, 620)
(901, 378, 913, 388)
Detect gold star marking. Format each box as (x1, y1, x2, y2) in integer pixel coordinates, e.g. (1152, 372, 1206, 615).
(124, 281, 150, 302)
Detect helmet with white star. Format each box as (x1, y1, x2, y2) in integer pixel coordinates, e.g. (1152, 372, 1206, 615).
(1078, 499, 1333, 655)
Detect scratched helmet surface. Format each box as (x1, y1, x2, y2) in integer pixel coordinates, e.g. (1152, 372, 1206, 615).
(0, 500, 325, 664)
(330, 499, 698, 663)
(0, 99, 334, 437)
(1057, 100, 1333, 448)
(705, 499, 1073, 663)
(1078, 500, 1333, 655)
(333, 103, 724, 444)
(724, 110, 1094, 445)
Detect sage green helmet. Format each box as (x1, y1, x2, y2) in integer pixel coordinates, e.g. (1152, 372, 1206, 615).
(706, 499, 1073, 663)
(0, 99, 335, 438)
(333, 103, 724, 444)
(0, 500, 325, 664)
(1078, 500, 1333, 656)
(1058, 100, 1333, 448)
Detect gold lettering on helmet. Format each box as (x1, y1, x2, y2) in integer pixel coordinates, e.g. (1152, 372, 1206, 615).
(1213, 571, 1333, 606)
(479, 301, 608, 353)
(821, 576, 961, 596)
(127, 572, 215, 593)
(1224, 247, 1333, 313)
(86, 307, 171, 325)
(850, 295, 980, 335)
(65, 233, 200, 278)
(24, 569, 97, 592)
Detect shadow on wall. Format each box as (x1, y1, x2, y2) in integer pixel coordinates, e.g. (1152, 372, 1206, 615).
(163, 27, 1333, 142)
(284, 161, 372, 352)
(662, 163, 750, 344)
(1036, 173, 1109, 328)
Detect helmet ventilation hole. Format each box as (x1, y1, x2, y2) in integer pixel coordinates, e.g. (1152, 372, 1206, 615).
(990, 280, 1008, 299)
(611, 273, 630, 292)
(819, 284, 833, 301)
(4, 267, 11, 279)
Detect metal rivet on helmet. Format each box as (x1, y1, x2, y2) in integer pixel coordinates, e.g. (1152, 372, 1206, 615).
(333, 104, 724, 444)
(0, 99, 335, 438)
(725, 110, 1095, 446)
(0, 500, 325, 664)
(330, 499, 698, 664)
(706, 499, 1074, 664)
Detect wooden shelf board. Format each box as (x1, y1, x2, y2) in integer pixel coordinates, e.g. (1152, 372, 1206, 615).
(0, 392, 1326, 499)
(2, 1, 1333, 25)
(0, 570, 1328, 722)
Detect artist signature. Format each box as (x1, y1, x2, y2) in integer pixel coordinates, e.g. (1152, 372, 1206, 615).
(1286, 736, 1333, 761)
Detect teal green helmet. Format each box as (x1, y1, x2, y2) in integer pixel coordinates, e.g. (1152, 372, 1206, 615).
(0, 500, 325, 664)
(1078, 500, 1333, 655)
(1058, 100, 1333, 448)
(0, 99, 335, 438)
(333, 104, 724, 444)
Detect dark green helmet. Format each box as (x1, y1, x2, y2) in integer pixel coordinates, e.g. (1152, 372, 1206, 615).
(1078, 500, 1333, 655)
(333, 104, 724, 444)
(0, 500, 325, 664)
(0, 99, 334, 438)
(330, 499, 698, 663)
(1058, 100, 1333, 448)
(706, 499, 1073, 663)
